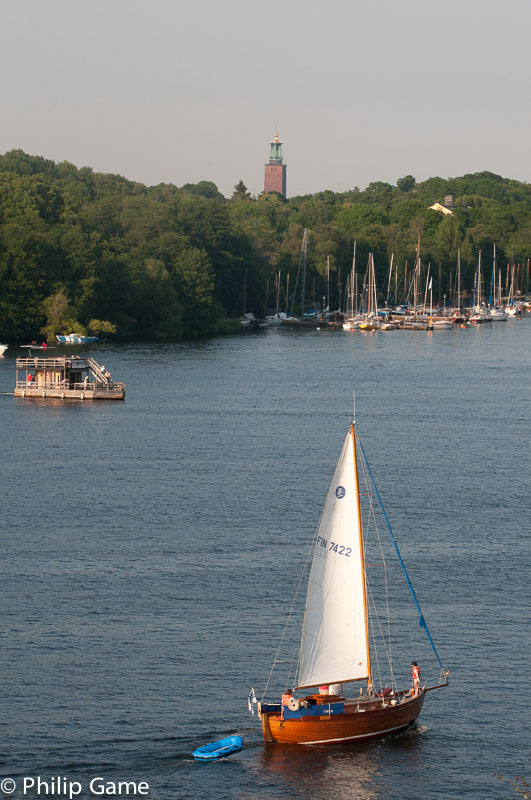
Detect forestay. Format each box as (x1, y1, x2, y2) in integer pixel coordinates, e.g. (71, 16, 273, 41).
(297, 428, 369, 688)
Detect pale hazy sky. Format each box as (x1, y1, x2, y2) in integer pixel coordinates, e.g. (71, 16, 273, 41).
(1, 0, 530, 198)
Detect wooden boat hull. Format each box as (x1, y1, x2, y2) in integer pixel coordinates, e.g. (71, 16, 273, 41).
(261, 691, 425, 745)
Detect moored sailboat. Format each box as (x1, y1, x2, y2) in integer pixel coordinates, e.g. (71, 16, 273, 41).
(359, 254, 381, 330)
(254, 419, 448, 745)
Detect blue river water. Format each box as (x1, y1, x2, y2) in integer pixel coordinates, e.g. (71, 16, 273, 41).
(0, 319, 529, 800)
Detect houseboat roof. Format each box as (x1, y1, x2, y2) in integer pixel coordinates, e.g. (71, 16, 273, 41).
(16, 355, 89, 369)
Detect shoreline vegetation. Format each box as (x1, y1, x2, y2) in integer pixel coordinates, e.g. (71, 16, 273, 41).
(0, 150, 530, 341)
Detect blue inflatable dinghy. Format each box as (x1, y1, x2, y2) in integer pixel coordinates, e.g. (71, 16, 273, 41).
(192, 735, 243, 761)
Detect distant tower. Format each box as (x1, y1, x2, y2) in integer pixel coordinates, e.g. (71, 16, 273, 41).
(264, 130, 287, 197)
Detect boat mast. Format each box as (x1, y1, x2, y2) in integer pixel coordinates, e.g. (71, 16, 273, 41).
(489, 244, 496, 308)
(386, 253, 394, 311)
(372, 254, 379, 320)
(457, 248, 461, 313)
(423, 263, 431, 314)
(327, 255, 330, 313)
(301, 229, 308, 317)
(242, 268, 247, 316)
(351, 241, 356, 318)
(479, 252, 484, 309)
(351, 422, 373, 692)
(264, 278, 269, 319)
(365, 255, 372, 319)
(413, 236, 420, 319)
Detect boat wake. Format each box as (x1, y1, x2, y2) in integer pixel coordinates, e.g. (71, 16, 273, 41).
(402, 723, 429, 738)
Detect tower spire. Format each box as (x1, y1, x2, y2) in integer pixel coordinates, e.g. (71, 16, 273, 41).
(264, 129, 287, 197)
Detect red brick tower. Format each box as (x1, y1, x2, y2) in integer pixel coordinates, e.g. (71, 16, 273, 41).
(264, 131, 287, 196)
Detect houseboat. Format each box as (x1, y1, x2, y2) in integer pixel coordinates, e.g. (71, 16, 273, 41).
(15, 354, 125, 400)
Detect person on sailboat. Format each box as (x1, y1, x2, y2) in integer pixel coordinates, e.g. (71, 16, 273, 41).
(281, 690, 293, 707)
(281, 689, 297, 719)
(412, 662, 421, 696)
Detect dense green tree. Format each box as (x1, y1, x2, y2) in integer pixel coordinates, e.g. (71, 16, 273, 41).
(397, 175, 416, 192)
(0, 149, 530, 340)
(180, 180, 224, 199)
(41, 288, 82, 340)
(232, 180, 252, 201)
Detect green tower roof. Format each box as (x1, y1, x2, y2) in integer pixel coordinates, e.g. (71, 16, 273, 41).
(268, 131, 283, 164)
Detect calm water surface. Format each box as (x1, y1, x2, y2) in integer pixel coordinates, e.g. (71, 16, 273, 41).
(1, 320, 529, 799)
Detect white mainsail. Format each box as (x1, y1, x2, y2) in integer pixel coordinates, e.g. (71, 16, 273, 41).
(297, 427, 369, 688)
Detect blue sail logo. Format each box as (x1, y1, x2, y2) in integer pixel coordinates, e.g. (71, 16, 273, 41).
(335, 486, 346, 499)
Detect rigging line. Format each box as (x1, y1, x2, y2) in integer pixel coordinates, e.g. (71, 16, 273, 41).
(369, 506, 395, 689)
(380, 557, 396, 690)
(261, 507, 325, 701)
(366, 598, 383, 692)
(365, 578, 397, 692)
(286, 654, 298, 690)
(358, 453, 397, 690)
(366, 584, 386, 692)
(357, 435, 445, 671)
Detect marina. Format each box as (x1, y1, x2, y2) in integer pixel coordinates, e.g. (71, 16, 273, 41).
(274, 233, 529, 333)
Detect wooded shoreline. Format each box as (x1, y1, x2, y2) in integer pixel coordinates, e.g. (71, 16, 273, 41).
(0, 150, 529, 341)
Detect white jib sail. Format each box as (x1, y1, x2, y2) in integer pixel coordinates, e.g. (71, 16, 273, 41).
(297, 428, 369, 688)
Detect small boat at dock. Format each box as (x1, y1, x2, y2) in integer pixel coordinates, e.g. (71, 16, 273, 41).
(430, 318, 453, 329)
(56, 333, 100, 344)
(240, 313, 267, 328)
(192, 735, 243, 761)
(15, 354, 125, 400)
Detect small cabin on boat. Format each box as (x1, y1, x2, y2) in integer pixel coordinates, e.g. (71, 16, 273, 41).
(15, 355, 125, 400)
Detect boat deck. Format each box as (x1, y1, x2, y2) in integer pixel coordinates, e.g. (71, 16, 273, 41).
(14, 383, 126, 400)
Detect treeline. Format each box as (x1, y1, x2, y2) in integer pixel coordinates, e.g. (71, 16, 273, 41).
(0, 150, 530, 340)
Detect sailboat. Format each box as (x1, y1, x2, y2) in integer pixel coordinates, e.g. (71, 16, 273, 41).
(450, 249, 467, 324)
(504, 260, 520, 317)
(488, 245, 507, 320)
(255, 420, 448, 745)
(359, 254, 381, 330)
(343, 241, 364, 330)
(469, 251, 488, 324)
